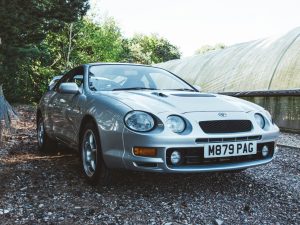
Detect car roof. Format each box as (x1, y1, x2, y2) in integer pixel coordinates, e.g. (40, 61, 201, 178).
(86, 62, 154, 67)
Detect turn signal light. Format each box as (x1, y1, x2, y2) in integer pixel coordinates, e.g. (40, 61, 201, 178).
(133, 147, 157, 157)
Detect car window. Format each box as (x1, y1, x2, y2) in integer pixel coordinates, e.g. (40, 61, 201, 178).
(53, 74, 69, 92)
(53, 67, 84, 92)
(141, 75, 150, 88)
(68, 74, 83, 88)
(147, 72, 182, 89)
(89, 65, 194, 91)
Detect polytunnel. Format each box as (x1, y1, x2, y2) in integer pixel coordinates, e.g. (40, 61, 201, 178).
(156, 27, 300, 132)
(157, 27, 300, 92)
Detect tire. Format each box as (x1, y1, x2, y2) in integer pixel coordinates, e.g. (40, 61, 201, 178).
(80, 121, 111, 186)
(37, 116, 57, 153)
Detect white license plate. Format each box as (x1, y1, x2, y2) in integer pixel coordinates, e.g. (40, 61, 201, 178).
(204, 141, 257, 158)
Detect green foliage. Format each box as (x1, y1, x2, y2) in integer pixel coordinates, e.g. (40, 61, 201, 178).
(72, 18, 124, 64)
(123, 34, 181, 64)
(28, 18, 125, 102)
(195, 43, 226, 55)
(0, 0, 89, 49)
(39, 18, 124, 70)
(0, 1, 181, 103)
(0, 0, 89, 102)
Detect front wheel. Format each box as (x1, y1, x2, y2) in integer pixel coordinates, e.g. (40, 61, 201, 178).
(80, 122, 111, 186)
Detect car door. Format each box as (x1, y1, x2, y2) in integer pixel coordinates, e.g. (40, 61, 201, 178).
(53, 67, 85, 145)
(49, 71, 73, 142)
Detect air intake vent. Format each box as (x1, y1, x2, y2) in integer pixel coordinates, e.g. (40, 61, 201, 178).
(151, 92, 168, 97)
(199, 120, 252, 133)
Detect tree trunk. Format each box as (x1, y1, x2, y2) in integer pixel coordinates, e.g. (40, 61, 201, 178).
(66, 23, 73, 69)
(0, 85, 18, 145)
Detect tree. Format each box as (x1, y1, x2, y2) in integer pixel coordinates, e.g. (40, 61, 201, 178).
(73, 18, 124, 64)
(123, 34, 181, 64)
(16, 17, 125, 103)
(0, 85, 18, 144)
(0, 1, 181, 103)
(0, 0, 89, 102)
(195, 43, 226, 55)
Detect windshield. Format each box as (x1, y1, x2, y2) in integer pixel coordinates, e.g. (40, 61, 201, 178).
(88, 65, 195, 91)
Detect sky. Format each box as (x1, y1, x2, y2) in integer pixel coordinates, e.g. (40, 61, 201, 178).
(89, 0, 300, 57)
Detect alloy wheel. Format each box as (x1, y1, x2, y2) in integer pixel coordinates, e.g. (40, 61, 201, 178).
(37, 121, 44, 147)
(82, 129, 98, 177)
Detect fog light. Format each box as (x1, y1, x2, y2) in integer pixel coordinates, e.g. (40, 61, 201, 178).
(262, 145, 269, 157)
(170, 151, 181, 165)
(133, 147, 157, 157)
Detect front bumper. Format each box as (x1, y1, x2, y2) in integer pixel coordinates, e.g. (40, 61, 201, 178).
(121, 130, 279, 173)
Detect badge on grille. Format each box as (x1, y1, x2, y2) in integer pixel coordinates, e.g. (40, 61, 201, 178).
(218, 112, 227, 117)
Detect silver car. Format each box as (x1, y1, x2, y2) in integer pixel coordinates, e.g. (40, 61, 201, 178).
(37, 63, 280, 185)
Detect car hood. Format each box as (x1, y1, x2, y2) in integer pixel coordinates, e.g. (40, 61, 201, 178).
(100, 91, 263, 114)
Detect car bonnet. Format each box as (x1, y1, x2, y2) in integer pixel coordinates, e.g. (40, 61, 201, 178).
(100, 91, 258, 114)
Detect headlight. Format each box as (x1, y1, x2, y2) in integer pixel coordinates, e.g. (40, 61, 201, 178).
(255, 113, 265, 129)
(125, 111, 155, 132)
(166, 115, 186, 133)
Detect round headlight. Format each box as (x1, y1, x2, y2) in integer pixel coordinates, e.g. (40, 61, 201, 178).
(166, 115, 186, 133)
(125, 111, 155, 132)
(255, 113, 265, 129)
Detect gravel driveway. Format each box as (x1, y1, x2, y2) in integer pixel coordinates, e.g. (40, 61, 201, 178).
(0, 105, 299, 225)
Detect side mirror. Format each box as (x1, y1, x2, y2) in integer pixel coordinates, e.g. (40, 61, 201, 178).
(58, 83, 79, 94)
(193, 85, 202, 92)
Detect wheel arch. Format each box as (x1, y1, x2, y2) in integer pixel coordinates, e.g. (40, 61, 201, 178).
(78, 114, 100, 146)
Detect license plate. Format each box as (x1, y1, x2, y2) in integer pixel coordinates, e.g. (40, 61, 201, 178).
(204, 141, 257, 158)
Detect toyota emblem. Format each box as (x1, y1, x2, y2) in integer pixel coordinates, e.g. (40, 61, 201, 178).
(218, 112, 227, 117)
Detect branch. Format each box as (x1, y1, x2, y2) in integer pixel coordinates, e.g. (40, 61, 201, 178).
(50, 53, 62, 67)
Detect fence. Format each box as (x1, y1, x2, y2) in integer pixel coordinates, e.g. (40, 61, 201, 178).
(221, 89, 300, 133)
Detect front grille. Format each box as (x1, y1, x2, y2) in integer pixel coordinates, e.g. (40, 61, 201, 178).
(166, 142, 275, 167)
(199, 120, 252, 133)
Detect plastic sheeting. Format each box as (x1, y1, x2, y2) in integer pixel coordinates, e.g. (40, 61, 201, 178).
(156, 27, 300, 92)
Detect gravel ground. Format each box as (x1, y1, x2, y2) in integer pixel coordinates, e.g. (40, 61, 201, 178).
(277, 132, 300, 149)
(0, 105, 299, 225)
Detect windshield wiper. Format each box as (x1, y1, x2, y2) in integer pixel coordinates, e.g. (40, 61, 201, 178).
(112, 87, 158, 91)
(163, 88, 196, 92)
